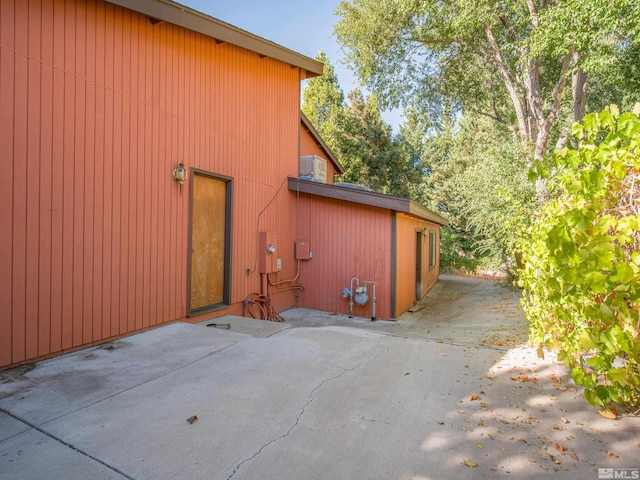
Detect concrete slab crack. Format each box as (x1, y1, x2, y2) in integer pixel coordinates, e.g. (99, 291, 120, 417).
(225, 346, 390, 480)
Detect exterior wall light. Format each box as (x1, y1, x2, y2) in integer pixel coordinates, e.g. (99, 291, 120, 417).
(173, 162, 186, 195)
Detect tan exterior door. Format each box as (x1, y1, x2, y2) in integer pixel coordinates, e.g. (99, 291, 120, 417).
(190, 173, 228, 312)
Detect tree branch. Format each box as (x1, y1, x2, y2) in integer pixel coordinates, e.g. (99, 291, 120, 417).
(532, 49, 574, 162)
(499, 16, 520, 43)
(486, 79, 509, 126)
(471, 106, 512, 130)
(525, 0, 541, 28)
(549, 49, 574, 121)
(407, 34, 498, 67)
(482, 23, 529, 138)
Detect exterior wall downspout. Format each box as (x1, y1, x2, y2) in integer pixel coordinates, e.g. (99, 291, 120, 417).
(390, 211, 397, 319)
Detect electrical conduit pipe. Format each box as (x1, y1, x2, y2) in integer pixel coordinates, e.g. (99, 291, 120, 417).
(364, 280, 376, 321)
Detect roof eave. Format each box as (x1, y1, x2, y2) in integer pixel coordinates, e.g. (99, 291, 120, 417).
(408, 201, 450, 226)
(106, 0, 323, 78)
(288, 177, 407, 210)
(288, 177, 449, 226)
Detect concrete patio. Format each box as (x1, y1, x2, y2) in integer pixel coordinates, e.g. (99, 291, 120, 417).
(1, 275, 638, 479)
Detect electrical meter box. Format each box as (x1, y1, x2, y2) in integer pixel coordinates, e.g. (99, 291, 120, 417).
(295, 240, 311, 260)
(259, 232, 279, 273)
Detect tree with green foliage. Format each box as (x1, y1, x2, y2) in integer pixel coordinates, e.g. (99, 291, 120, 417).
(419, 113, 459, 213)
(396, 107, 432, 202)
(336, 89, 417, 196)
(586, 42, 640, 115)
(416, 111, 537, 273)
(518, 106, 640, 408)
(301, 51, 345, 154)
(453, 141, 538, 272)
(302, 52, 424, 198)
(334, 0, 640, 201)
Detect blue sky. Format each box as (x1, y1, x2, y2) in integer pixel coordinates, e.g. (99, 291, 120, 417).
(177, 1, 403, 130)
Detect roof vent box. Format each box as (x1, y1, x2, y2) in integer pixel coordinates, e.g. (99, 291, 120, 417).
(299, 155, 327, 184)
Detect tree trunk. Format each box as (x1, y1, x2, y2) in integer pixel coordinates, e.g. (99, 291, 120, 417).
(526, 50, 573, 204)
(573, 66, 588, 122)
(555, 65, 588, 150)
(525, 61, 544, 144)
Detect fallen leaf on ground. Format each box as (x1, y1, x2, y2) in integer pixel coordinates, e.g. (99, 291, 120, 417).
(469, 393, 481, 401)
(511, 375, 537, 382)
(570, 452, 579, 461)
(477, 443, 483, 449)
(463, 460, 478, 467)
(548, 454, 561, 464)
(555, 443, 567, 452)
(598, 408, 618, 420)
(187, 415, 198, 424)
(560, 417, 570, 424)
(607, 451, 619, 458)
(547, 373, 561, 383)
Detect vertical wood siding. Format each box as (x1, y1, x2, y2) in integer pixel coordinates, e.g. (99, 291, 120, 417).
(394, 214, 440, 317)
(295, 194, 393, 319)
(0, 0, 301, 367)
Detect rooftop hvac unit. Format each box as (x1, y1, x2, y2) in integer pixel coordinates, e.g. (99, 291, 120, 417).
(299, 155, 327, 184)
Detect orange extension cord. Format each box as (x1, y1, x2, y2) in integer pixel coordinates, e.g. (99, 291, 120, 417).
(243, 293, 285, 322)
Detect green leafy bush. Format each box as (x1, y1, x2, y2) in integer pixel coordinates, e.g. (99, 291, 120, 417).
(439, 228, 479, 274)
(453, 140, 538, 274)
(518, 106, 640, 408)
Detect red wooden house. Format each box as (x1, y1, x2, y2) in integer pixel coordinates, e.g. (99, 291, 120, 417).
(296, 113, 448, 320)
(0, 0, 446, 370)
